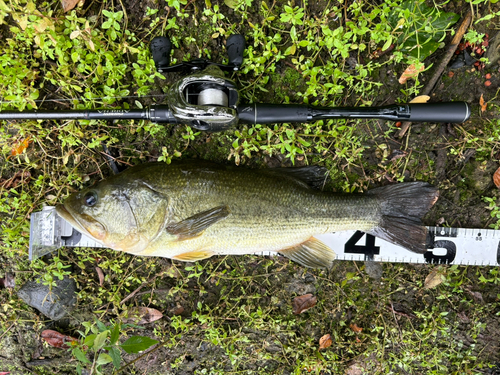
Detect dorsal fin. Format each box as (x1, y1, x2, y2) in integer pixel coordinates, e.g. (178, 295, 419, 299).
(261, 166, 329, 190)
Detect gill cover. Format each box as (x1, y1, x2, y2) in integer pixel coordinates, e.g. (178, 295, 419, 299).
(60, 180, 170, 253)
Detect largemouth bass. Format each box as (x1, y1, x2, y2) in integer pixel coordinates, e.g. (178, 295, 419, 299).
(56, 160, 438, 268)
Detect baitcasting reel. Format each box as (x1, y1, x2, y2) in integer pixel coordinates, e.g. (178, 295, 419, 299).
(150, 35, 244, 131)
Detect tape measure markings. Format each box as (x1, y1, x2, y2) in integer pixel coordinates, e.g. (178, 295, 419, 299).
(29, 207, 500, 266)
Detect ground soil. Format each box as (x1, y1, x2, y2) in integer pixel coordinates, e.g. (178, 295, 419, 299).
(2, 0, 500, 374)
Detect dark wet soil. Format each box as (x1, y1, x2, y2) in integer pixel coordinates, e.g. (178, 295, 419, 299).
(2, 0, 500, 374)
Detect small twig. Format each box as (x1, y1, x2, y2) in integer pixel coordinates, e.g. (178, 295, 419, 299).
(120, 272, 166, 305)
(284, 61, 301, 73)
(388, 302, 404, 343)
(0, 322, 15, 341)
(386, 303, 417, 319)
(113, 342, 164, 374)
(398, 11, 472, 138)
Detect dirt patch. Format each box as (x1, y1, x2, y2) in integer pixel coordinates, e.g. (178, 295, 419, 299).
(2, 1, 500, 374)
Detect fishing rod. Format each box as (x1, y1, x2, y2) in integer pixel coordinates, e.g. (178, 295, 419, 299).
(0, 35, 471, 131)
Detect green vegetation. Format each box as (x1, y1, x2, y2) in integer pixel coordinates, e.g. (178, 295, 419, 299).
(1, 0, 500, 374)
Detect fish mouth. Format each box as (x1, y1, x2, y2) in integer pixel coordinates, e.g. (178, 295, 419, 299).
(55, 204, 99, 241)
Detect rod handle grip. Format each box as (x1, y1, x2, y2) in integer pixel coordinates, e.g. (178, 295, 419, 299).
(237, 104, 308, 124)
(407, 102, 470, 123)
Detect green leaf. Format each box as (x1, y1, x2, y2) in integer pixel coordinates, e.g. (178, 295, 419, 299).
(73, 348, 91, 364)
(96, 353, 113, 365)
(120, 336, 158, 354)
(93, 331, 109, 351)
(381, 36, 393, 51)
(84, 334, 96, 347)
(285, 45, 296, 55)
(96, 321, 107, 332)
(110, 323, 120, 345)
(224, 0, 240, 9)
(430, 11, 460, 30)
(108, 346, 122, 369)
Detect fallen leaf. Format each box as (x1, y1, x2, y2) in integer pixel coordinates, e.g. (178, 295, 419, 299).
(292, 294, 317, 314)
(169, 304, 184, 315)
(424, 267, 446, 289)
(319, 334, 332, 350)
(389, 149, 407, 162)
(409, 95, 430, 103)
(8, 137, 31, 159)
(349, 323, 363, 333)
(465, 287, 484, 304)
(124, 307, 163, 325)
(0, 273, 15, 289)
(61, 0, 83, 12)
(95, 266, 105, 287)
(494, 166, 500, 188)
(41, 330, 78, 349)
(398, 63, 425, 84)
(457, 311, 470, 323)
(480, 94, 487, 112)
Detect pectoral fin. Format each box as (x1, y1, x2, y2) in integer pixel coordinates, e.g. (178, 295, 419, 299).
(166, 205, 230, 241)
(278, 237, 336, 269)
(172, 250, 216, 262)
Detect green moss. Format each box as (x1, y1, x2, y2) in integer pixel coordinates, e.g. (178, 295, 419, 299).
(268, 68, 307, 103)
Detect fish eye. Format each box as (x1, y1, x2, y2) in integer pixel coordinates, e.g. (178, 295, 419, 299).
(83, 191, 98, 207)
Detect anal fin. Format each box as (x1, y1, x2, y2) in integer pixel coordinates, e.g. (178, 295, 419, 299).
(172, 250, 216, 262)
(278, 237, 336, 269)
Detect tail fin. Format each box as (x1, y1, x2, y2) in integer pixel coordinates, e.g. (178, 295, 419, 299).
(367, 182, 439, 253)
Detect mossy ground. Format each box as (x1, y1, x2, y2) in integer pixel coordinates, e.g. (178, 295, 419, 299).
(1, 0, 500, 374)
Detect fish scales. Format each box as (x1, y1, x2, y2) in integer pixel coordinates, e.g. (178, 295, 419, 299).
(137, 164, 379, 255)
(56, 160, 438, 268)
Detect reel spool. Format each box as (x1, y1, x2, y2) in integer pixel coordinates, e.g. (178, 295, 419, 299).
(166, 65, 240, 131)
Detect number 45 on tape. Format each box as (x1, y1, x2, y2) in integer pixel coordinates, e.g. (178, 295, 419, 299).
(314, 227, 500, 266)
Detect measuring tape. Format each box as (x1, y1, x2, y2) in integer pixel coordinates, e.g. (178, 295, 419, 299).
(29, 207, 500, 266)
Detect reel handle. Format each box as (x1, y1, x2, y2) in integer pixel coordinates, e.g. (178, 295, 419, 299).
(150, 36, 172, 71)
(226, 34, 245, 70)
